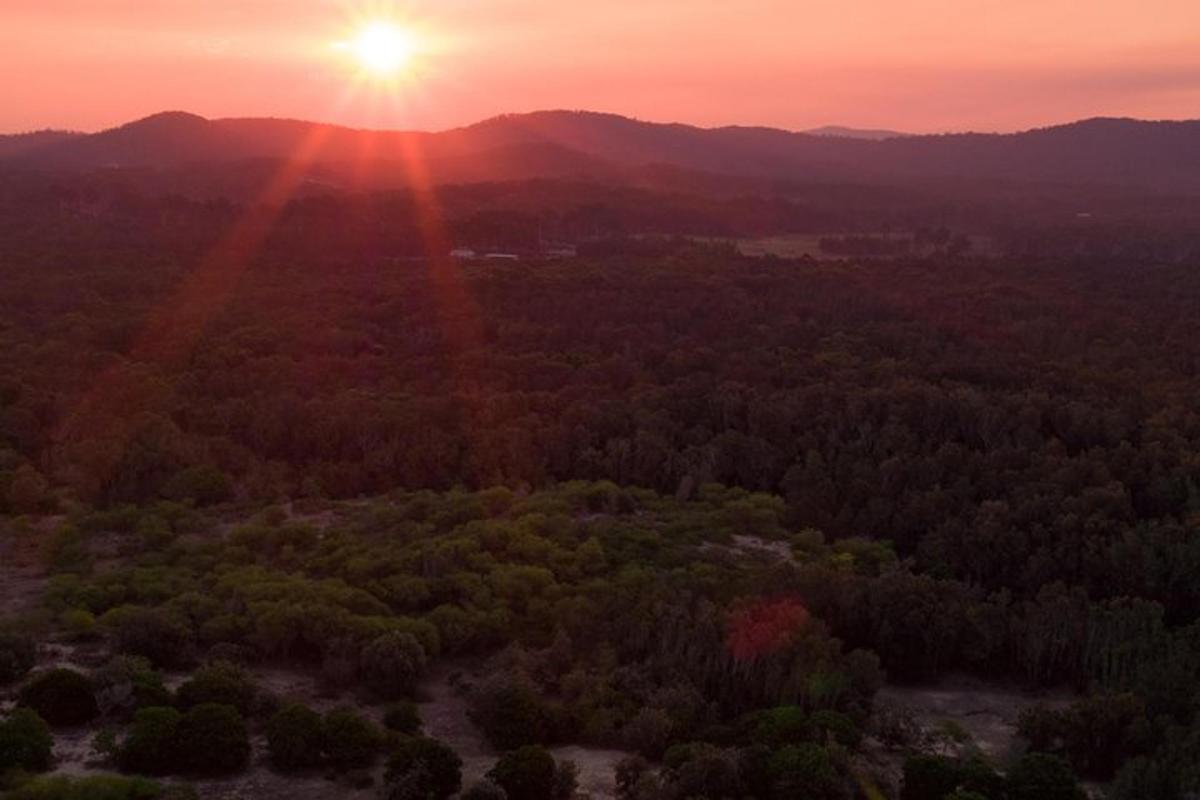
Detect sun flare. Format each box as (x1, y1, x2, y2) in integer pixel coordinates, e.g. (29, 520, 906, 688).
(344, 21, 417, 78)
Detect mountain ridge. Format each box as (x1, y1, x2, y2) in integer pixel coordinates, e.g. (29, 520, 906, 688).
(5, 109, 1200, 192)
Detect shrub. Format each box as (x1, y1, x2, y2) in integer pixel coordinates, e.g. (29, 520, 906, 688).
(175, 661, 256, 715)
(0, 628, 36, 685)
(487, 746, 573, 800)
(173, 704, 250, 775)
(384, 736, 463, 800)
(19, 669, 99, 727)
(3, 774, 162, 800)
(1007, 753, 1085, 800)
(361, 632, 427, 700)
(102, 607, 193, 669)
(383, 701, 423, 735)
(322, 708, 382, 771)
(622, 707, 675, 758)
(94, 657, 173, 720)
(0, 708, 55, 772)
(266, 704, 325, 772)
(118, 707, 182, 775)
(470, 677, 554, 750)
(59, 609, 96, 640)
(162, 465, 233, 506)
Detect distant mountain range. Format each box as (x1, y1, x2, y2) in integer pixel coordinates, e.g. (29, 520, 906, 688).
(3, 110, 1199, 192)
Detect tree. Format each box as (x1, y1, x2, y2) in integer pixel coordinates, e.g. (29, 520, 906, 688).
(1007, 753, 1085, 800)
(383, 701, 422, 735)
(173, 704, 250, 775)
(470, 677, 553, 750)
(322, 708, 381, 771)
(487, 746, 561, 800)
(0, 628, 36, 685)
(175, 661, 256, 715)
(102, 606, 193, 669)
(19, 668, 99, 727)
(266, 704, 324, 772)
(118, 706, 182, 775)
(384, 736, 463, 800)
(360, 631, 427, 700)
(0, 708, 54, 772)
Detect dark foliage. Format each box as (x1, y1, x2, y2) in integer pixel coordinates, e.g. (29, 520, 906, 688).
(19, 669, 99, 727)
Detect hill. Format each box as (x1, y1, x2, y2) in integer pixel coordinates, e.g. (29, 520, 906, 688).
(4, 110, 1200, 191)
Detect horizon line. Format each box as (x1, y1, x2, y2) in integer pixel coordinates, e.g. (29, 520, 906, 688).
(3, 107, 1199, 139)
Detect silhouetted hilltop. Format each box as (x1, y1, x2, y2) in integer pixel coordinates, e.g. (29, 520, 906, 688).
(5, 109, 1200, 191)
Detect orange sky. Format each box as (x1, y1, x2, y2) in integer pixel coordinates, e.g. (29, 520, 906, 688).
(3, 0, 1199, 134)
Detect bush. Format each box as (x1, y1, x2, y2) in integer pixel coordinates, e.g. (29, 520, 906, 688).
(19, 669, 99, 727)
(173, 704, 250, 775)
(487, 746, 574, 800)
(622, 707, 675, 758)
(102, 607, 193, 669)
(383, 736, 463, 800)
(59, 609, 96, 640)
(470, 677, 554, 750)
(162, 465, 233, 506)
(361, 632, 427, 700)
(118, 707, 182, 775)
(383, 701, 423, 735)
(3, 774, 162, 800)
(1007, 753, 1085, 800)
(94, 657, 173, 720)
(0, 628, 36, 685)
(0, 708, 55, 772)
(266, 704, 324, 772)
(322, 708, 382, 771)
(175, 661, 256, 715)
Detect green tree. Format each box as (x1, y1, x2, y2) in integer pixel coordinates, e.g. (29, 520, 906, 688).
(1007, 753, 1085, 800)
(322, 708, 381, 771)
(360, 631, 427, 700)
(0, 708, 54, 772)
(384, 736, 463, 800)
(173, 704, 250, 775)
(266, 704, 324, 772)
(19, 668, 99, 727)
(118, 707, 182, 775)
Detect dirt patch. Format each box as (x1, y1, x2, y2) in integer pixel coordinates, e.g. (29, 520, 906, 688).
(876, 676, 1074, 762)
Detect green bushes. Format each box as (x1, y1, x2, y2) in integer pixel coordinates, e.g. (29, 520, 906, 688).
(470, 676, 556, 750)
(0, 628, 36, 685)
(118, 704, 249, 776)
(19, 668, 99, 727)
(382, 701, 422, 735)
(321, 708, 382, 771)
(118, 707, 181, 775)
(173, 704, 250, 775)
(101, 606, 193, 669)
(93, 657, 173, 720)
(265, 704, 325, 771)
(487, 746, 575, 800)
(2, 775, 163, 800)
(360, 631, 427, 700)
(175, 661, 256, 715)
(0, 708, 54, 773)
(383, 736, 463, 800)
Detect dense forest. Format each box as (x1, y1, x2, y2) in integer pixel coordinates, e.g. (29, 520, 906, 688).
(2, 175, 1200, 799)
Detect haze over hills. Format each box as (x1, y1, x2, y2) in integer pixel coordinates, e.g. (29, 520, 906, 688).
(3, 109, 1200, 192)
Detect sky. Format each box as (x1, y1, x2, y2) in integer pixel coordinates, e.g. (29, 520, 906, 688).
(2, 0, 1199, 135)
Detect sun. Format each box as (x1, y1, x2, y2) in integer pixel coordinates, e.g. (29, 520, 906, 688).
(346, 21, 417, 78)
